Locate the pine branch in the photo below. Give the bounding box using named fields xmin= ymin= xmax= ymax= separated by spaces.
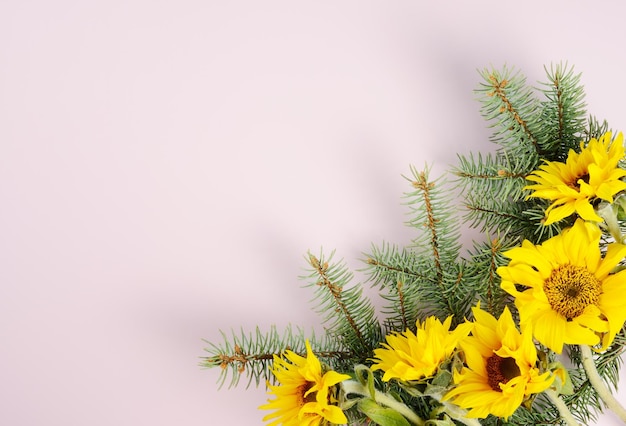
xmin=367 ymin=166 xmax=474 ymax=326
xmin=364 ymin=243 xmax=431 ymax=333
xmin=201 ymin=326 xmax=351 ymax=389
xmin=476 ymin=66 xmax=542 ymax=164
xmin=403 ymin=166 xmax=473 ymax=324
xmin=455 ymin=151 xmax=530 ymax=204
xmin=465 ymin=236 xmax=513 ymax=317
xmin=410 ymin=169 xmax=444 ymax=284
xmin=490 ymin=75 xmax=540 ymax=153
xmin=536 ymin=63 xmax=587 ymax=161
xmin=463 ymin=200 xmax=528 ymax=231
xmin=585 ymin=116 xmax=610 ymax=140
xmin=365 ymin=243 xmax=434 ymax=285
xmin=403 ymin=165 xmax=462 ymax=273
xmin=454 ymin=151 xmax=565 ymax=243
xmin=303 ymin=250 xmax=381 ymax=357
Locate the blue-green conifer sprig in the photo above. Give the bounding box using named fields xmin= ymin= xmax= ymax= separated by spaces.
xmin=476 ymin=66 xmax=543 ymax=165
xmin=462 ymin=236 xmax=513 ymax=318
xmin=364 ymin=242 xmax=424 ymax=333
xmin=536 ymin=63 xmax=587 ymax=161
xmin=363 ymin=165 xmax=475 ymax=329
xmin=201 ymin=325 xmax=348 ymax=389
xmin=399 ymin=165 xmax=473 ymax=324
xmin=301 ymin=250 xmax=382 ymax=358
xmin=456 ymin=64 xmax=589 ymax=243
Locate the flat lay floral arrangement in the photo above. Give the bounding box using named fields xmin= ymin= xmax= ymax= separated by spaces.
xmin=202 ymin=64 xmax=626 ymax=425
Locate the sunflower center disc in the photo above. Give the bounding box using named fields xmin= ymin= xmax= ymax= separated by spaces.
xmin=543 ymin=264 xmax=601 ymax=320
xmin=569 ymin=172 xmax=590 ymax=190
xmin=296 ymin=383 xmax=317 ymax=406
xmin=486 ymin=355 xmax=520 ymax=391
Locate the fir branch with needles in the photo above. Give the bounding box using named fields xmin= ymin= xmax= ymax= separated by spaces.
xmin=477 ymin=67 xmax=543 ymax=163
xmin=404 ymin=165 xmax=462 ymax=273
xmin=463 ymin=236 xmax=513 ymax=318
xmin=302 ymin=250 xmax=381 ymax=358
xmin=393 ymin=165 xmax=474 ymax=324
xmin=201 ymin=326 xmax=351 ymax=389
xmin=536 ymin=63 xmax=587 ymax=161
xmin=365 ymin=243 xmax=431 ymax=333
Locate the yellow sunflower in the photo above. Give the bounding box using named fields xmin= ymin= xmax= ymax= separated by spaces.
xmin=443 ymin=305 xmax=554 ymax=419
xmin=371 ymin=316 xmax=472 ymax=382
xmin=259 ymin=340 xmax=350 ymax=426
xmin=498 ymin=219 xmax=626 ymax=353
xmin=525 ymin=131 xmax=626 ymax=225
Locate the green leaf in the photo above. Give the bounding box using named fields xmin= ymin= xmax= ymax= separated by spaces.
xmin=548 ymin=361 xmax=574 ymax=396
xmin=358 ymin=398 xmax=411 ymax=426
xmin=354 ymin=364 xmax=377 ymax=399
xmin=430 ymin=368 xmax=453 ymax=388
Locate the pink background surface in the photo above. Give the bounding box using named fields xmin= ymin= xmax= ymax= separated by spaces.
xmin=2 ymin=1 xmax=625 ymax=425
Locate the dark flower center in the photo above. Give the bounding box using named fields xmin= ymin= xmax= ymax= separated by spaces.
xmin=486 ymin=355 xmax=520 ymax=391
xmin=569 ymin=172 xmax=590 ymax=191
xmin=543 ymin=264 xmax=601 ymax=320
xmin=296 ymin=383 xmax=316 ymax=406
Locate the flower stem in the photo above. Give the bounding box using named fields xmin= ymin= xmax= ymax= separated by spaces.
xmin=428 ymin=394 xmax=481 ymax=426
xmin=579 ymin=344 xmax=626 ymax=422
xmin=438 ymin=401 xmax=482 ymax=426
xmin=545 ymin=389 xmax=580 ymax=426
xmin=341 ymin=380 xmax=425 ymax=426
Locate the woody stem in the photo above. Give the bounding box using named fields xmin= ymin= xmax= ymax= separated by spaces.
xmin=579 ymin=344 xmax=626 ymax=422
xmin=545 ymin=389 xmax=581 ymax=426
